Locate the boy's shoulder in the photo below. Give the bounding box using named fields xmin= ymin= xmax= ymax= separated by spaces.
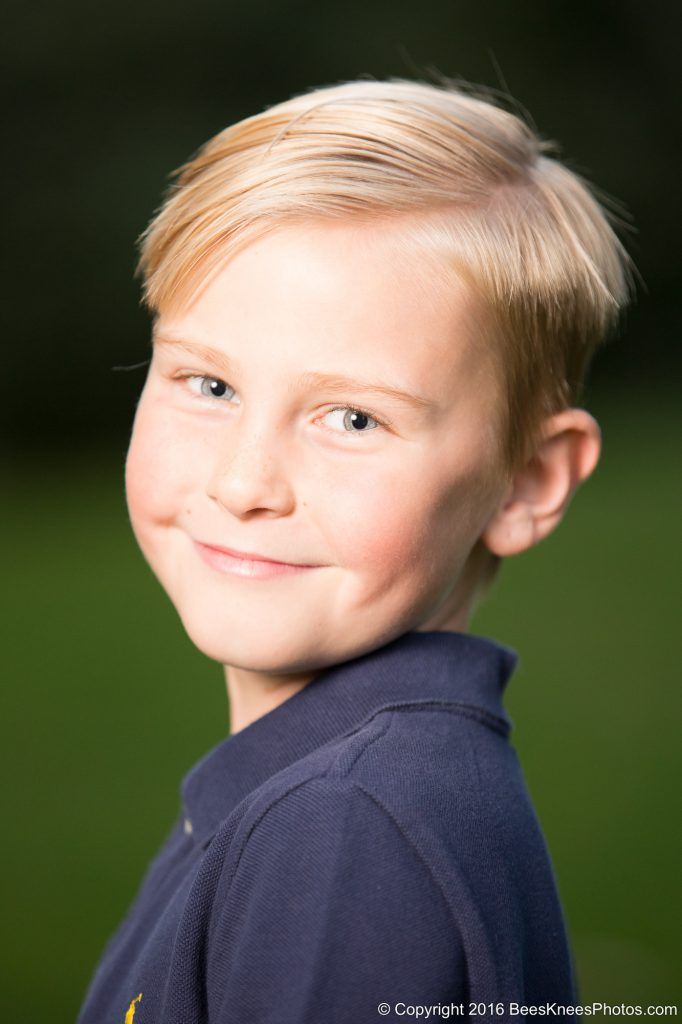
xmin=185 ymin=630 xmax=525 ymax=936
xmin=209 ymin=684 xmax=542 ymax=926
xmin=182 ymin=628 xmax=517 ymax=849
xmin=223 ymin=691 xmax=519 ymax=859
xmin=195 ymin=632 xmax=575 ymax=1011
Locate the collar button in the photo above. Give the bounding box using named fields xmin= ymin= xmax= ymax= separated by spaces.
xmin=183 ymin=816 xmax=193 ymax=835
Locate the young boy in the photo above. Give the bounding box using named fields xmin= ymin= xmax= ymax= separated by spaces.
xmin=76 ymin=77 xmax=633 ymax=1023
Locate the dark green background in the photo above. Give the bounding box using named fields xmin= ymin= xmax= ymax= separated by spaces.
xmin=3 ymin=0 xmax=680 ymax=1019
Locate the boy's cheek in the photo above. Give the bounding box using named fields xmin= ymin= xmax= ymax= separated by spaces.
xmin=330 ymin=479 xmax=454 ymax=591
xmin=125 ymin=411 xmax=197 ymax=527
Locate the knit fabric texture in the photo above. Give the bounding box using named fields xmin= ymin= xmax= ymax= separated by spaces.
xmin=76 ymin=629 xmax=576 ymax=1023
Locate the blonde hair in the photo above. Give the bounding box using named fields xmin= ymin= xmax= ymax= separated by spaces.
xmin=135 ymin=76 xmax=636 ymax=603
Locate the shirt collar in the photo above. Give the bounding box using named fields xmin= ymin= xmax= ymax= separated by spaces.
xmin=181 ymin=629 xmax=518 ymax=844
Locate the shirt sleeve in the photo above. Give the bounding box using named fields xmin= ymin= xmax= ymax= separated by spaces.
xmin=205 ymin=776 xmax=467 ymax=1024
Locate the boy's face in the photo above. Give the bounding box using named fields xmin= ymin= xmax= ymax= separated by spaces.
xmin=125 ymin=218 xmax=506 ymax=674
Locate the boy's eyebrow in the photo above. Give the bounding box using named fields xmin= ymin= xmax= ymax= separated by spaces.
xmin=152 ymin=334 xmax=436 ymax=411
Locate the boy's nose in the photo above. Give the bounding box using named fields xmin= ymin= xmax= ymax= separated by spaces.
xmin=206 ymin=429 xmax=296 ymax=519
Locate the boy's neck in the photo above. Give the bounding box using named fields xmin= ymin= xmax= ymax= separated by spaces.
xmin=222 ymin=602 xmax=474 ymax=736
xmin=224 ymin=664 xmax=319 ymax=736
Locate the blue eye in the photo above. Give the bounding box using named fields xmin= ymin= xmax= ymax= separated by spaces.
xmin=323 ymin=407 xmax=381 ymax=433
xmin=185 ymin=375 xmax=239 ymax=403
xmin=178 ymin=375 xmax=383 ymax=435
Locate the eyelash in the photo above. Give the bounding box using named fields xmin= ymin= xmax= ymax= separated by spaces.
xmin=173 ymin=373 xmax=389 ymax=432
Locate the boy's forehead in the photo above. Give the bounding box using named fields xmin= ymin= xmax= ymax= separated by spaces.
xmin=154 ymin=219 xmax=492 ymax=401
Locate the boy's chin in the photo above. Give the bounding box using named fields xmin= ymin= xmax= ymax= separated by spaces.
xmin=172 ymin=590 xmax=428 ymax=676
xmin=176 ymin=606 xmax=334 ymax=675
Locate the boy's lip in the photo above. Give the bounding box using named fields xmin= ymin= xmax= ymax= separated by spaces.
xmin=194 ymin=540 xmax=323 ymax=568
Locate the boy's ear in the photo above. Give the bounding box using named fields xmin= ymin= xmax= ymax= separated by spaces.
xmin=481 ymin=408 xmax=602 ymax=557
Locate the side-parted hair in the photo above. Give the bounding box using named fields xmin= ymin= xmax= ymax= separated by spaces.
xmin=136 ymin=76 xmax=636 ymax=478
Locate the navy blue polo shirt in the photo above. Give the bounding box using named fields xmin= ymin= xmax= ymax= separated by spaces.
xmin=76 ymin=630 xmax=577 ymax=1023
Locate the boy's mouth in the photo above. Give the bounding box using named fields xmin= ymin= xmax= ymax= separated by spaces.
xmin=193 ymin=540 xmax=325 ymax=579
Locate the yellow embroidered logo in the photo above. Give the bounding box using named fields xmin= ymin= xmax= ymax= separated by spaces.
xmin=125 ymin=993 xmax=142 ymax=1023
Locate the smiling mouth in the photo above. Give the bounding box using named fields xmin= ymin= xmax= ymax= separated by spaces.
xmin=193 ymin=541 xmax=325 ymax=579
